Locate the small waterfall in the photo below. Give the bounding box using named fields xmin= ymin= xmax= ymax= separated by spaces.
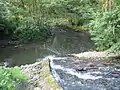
xmin=44 ymin=55 xmax=120 ymax=90
xmin=48 ymin=56 xmax=102 ymax=80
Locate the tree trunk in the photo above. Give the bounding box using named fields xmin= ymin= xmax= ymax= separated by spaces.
xmin=103 ymin=0 xmax=114 ymax=11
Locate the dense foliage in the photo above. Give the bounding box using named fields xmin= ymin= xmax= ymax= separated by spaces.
xmin=0 ymin=0 xmax=13 ymax=39
xmin=0 ymin=0 xmax=100 ymax=41
xmin=36 ymin=0 xmax=99 ymax=29
xmin=0 ymin=0 xmax=120 ymax=52
xmin=0 ymin=0 xmax=51 ymax=41
xmin=0 ymin=66 xmax=28 ymax=90
xmin=89 ymin=7 xmax=120 ymax=51
xmin=88 ymin=0 xmax=120 ymax=52
xmin=13 ymin=17 xmax=50 ymax=41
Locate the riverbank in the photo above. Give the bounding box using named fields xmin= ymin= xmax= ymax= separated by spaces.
xmin=20 ymin=60 xmax=62 ymax=90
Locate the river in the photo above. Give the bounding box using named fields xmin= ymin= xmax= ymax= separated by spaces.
xmin=0 ymin=27 xmax=95 ymax=66
xmin=0 ymin=27 xmax=120 ymax=90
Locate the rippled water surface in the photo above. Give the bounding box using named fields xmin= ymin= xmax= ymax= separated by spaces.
xmin=48 ymin=56 xmax=120 ymax=90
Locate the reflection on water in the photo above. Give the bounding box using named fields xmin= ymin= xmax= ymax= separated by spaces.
xmin=0 ymin=45 xmax=57 ymax=66
xmin=0 ymin=29 xmax=95 ymax=66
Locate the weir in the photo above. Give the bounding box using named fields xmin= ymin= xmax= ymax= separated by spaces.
xmin=47 ymin=55 xmax=120 ymax=90
xmin=0 ymin=27 xmax=120 ymax=90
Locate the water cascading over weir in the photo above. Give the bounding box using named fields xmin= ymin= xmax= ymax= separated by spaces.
xmin=0 ymin=27 xmax=120 ymax=90
xmin=46 ymin=28 xmax=120 ymax=90
xmin=47 ymin=52 xmax=120 ymax=90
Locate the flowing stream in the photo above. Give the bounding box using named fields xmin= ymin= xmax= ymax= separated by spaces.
xmin=47 ymin=56 xmax=120 ymax=90
xmin=0 ymin=27 xmax=120 ymax=90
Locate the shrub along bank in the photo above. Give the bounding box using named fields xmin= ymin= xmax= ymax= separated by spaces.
xmin=0 ymin=0 xmax=51 ymax=41
xmin=88 ymin=1 xmax=120 ymax=52
xmin=0 ymin=66 xmax=28 ymax=90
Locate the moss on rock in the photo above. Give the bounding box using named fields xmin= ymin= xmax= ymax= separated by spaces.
xmin=39 ymin=61 xmax=62 ymax=90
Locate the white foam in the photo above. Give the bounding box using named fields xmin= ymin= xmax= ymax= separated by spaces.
xmin=43 ymin=55 xmax=67 ymax=61
xmin=51 ymin=64 xmax=102 ymax=80
xmin=43 ymin=55 xmax=55 ymax=61
xmin=67 ymin=70 xmax=102 ymax=80
xmin=89 ymin=71 xmax=102 ymax=74
xmin=52 ymin=57 xmax=68 ymax=60
xmin=45 ymin=55 xmax=102 ymax=80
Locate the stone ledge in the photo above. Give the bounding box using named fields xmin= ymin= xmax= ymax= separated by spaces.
xmin=71 ymin=51 xmax=120 ymax=60
xmin=20 ymin=61 xmax=62 ymax=90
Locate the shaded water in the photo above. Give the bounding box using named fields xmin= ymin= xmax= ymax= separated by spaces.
xmin=0 ymin=28 xmax=95 ymax=66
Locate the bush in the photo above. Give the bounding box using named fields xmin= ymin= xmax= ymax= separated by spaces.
xmin=30 ymin=0 xmax=99 ymax=28
xmin=0 ymin=66 xmax=28 ymax=90
xmin=89 ymin=6 xmax=120 ymax=52
xmin=0 ymin=0 xmax=100 ymax=40
xmin=0 ymin=0 xmax=51 ymax=41
xmin=13 ymin=17 xmax=51 ymax=41
xmin=0 ymin=0 xmax=13 ymax=38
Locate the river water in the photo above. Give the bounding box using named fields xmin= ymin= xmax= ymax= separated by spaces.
xmin=0 ymin=27 xmax=95 ymax=66
xmin=48 ymin=56 xmax=120 ymax=90
xmin=0 ymin=27 xmax=120 ymax=90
